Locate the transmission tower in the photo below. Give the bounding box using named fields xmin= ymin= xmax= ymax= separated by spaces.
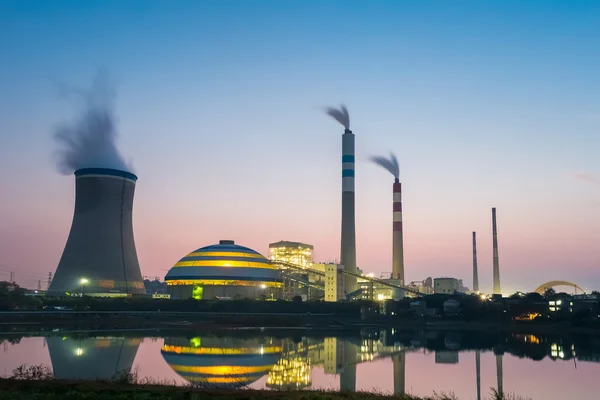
xmin=47 ymin=272 xmax=53 ymax=290
xmin=9 ymin=272 xmax=14 ymax=283
xmin=37 ymin=280 xmax=42 ymax=291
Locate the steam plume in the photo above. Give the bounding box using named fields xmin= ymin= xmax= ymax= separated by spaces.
xmin=370 ymin=153 xmax=399 ymax=179
xmin=325 ymin=104 xmax=350 ymax=130
xmin=53 ymin=72 xmax=131 ymax=175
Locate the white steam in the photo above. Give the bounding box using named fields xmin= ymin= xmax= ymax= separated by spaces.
xmin=325 ymin=104 xmax=350 ymax=130
xmin=53 ymin=72 xmax=131 ymax=175
xmin=370 ymin=153 xmax=399 ymax=179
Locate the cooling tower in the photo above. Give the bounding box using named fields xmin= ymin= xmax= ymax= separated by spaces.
xmin=492 ymin=208 xmax=501 ymax=295
xmin=47 ymin=336 xmax=141 ymax=380
xmin=49 ymin=168 xmax=146 ymax=296
xmin=472 ymin=231 xmax=479 ymax=293
xmin=392 ymin=178 xmax=404 ymax=284
xmin=341 ymin=129 xmax=357 ymax=293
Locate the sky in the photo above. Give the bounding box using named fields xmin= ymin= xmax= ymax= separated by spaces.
xmin=0 ymin=0 xmax=599 ymax=293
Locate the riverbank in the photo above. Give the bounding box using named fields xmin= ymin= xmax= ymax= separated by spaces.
xmin=1 ymin=311 xmax=599 ymax=336
xmin=0 ymin=379 xmax=514 ymax=400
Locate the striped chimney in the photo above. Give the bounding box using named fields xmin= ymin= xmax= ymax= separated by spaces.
xmin=326 ymin=105 xmax=357 ymax=293
xmin=492 ymin=207 xmax=501 ymax=295
xmin=392 ymin=178 xmax=405 ymax=284
xmin=472 ymin=231 xmax=479 ymax=293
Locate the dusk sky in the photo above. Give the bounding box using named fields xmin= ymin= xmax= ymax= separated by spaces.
xmin=1 ymin=0 xmax=599 ymax=293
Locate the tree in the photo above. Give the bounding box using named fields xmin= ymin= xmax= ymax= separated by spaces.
xmin=543 ymin=288 xmax=556 ymax=298
xmin=292 ymin=295 xmax=303 ymax=304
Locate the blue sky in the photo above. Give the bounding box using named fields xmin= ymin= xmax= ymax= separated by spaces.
xmin=1 ymin=0 xmax=599 ymax=292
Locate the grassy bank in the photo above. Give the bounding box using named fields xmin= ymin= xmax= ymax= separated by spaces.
xmin=0 ymin=379 xmax=523 ymax=400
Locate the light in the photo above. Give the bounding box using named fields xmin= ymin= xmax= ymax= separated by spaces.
xmin=75 ymin=347 xmax=84 ymax=356
xmin=377 ymin=293 xmax=385 ymax=301
xmin=480 ymin=294 xmax=487 ymax=300
xmin=80 ymin=278 xmax=89 ymax=285
xmin=260 ymin=284 xmax=267 ymax=289
xmin=556 ymin=300 xmax=562 ymax=305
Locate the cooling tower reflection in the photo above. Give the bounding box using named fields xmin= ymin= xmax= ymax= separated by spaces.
xmin=46 ymin=336 xmax=141 ymax=380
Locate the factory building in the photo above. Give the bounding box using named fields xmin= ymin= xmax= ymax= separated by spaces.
xmin=324 ymin=264 xmax=345 ymax=302
xmin=269 ymin=241 xmax=314 ymax=268
xmin=434 ymin=278 xmax=467 ymax=294
xmin=164 ymin=240 xmax=282 ymax=300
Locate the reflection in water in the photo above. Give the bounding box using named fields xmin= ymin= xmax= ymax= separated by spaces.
xmin=46 ymin=336 xmax=141 ymax=380
xmin=475 ymin=350 xmax=481 ymax=400
xmin=3 ymin=328 xmax=600 ymax=398
xmin=160 ymin=336 xmax=281 ymax=388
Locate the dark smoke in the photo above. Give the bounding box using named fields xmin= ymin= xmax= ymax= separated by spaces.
xmin=370 ymin=153 xmax=399 ymax=179
xmin=325 ymin=104 xmax=350 ymax=130
xmin=53 ymin=72 xmax=131 ymax=175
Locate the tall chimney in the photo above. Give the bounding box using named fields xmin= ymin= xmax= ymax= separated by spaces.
xmin=472 ymin=231 xmax=479 ymax=293
xmin=49 ymin=168 xmax=146 ymax=296
xmin=492 ymin=207 xmax=501 ymax=295
xmin=392 ymin=178 xmax=404 ymax=285
xmin=341 ymin=129 xmax=357 ymax=292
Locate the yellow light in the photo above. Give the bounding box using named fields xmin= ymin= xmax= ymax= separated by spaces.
xmin=480 ymin=294 xmax=487 ymax=300
xmin=75 ymin=347 xmax=84 ymax=356
xmin=80 ymin=278 xmax=89 ymax=285
xmin=377 ymin=293 xmax=385 ymax=301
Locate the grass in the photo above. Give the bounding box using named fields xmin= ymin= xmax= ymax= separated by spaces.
xmin=0 ymin=365 xmax=531 ymax=400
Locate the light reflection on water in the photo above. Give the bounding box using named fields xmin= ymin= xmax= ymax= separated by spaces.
xmin=1 ymin=330 xmax=599 ymax=400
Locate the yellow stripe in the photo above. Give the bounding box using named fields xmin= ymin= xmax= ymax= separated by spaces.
xmin=162 ymin=345 xmax=281 ymax=355
xmin=187 ymin=251 xmax=266 ymax=259
xmin=186 ymin=376 xmax=256 ymax=383
xmin=166 ymin=279 xmax=282 ymax=288
xmin=174 ymin=260 xmax=275 ymax=269
xmin=170 ymin=365 xmax=273 ymax=375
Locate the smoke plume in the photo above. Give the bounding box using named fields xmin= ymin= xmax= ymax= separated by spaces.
xmin=370 ymin=153 xmax=399 ymax=179
xmin=53 ymin=72 xmax=131 ymax=175
xmin=325 ymin=104 xmax=350 ymax=130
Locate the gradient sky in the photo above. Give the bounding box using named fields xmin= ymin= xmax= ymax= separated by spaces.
xmin=0 ymin=0 xmax=599 ymax=293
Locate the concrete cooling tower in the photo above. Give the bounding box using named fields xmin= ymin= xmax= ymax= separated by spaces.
xmin=47 ymin=336 xmax=141 ymax=380
xmin=48 ymin=168 xmax=146 ymax=296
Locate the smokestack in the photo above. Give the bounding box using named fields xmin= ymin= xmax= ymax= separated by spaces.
xmin=472 ymin=231 xmax=479 ymax=293
xmin=369 ymin=153 xmax=403 ymax=292
xmin=393 ymin=178 xmax=404 ymax=284
xmin=48 ymin=168 xmax=146 ymax=296
xmin=326 ymin=105 xmax=357 ymax=293
xmin=492 ymin=208 xmax=501 ymax=295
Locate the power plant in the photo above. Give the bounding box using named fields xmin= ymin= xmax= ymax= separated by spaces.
xmin=48 ymin=168 xmax=146 ymax=296
xmin=472 ymin=232 xmax=479 ymax=293
xmin=492 ymin=207 xmax=501 ymax=295
xmin=326 ymin=105 xmax=357 ymax=293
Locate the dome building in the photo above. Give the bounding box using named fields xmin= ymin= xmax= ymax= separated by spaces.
xmin=164 ymin=240 xmax=282 ymax=300
xmin=161 ymin=336 xmax=281 ymax=388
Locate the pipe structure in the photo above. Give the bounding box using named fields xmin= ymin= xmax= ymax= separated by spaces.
xmin=392 ymin=178 xmax=405 ymax=285
xmin=49 ymin=168 xmax=146 ymax=296
xmin=341 ymin=129 xmax=357 ymax=293
xmin=492 ymin=208 xmax=501 ymax=295
xmin=472 ymin=231 xmax=479 ymax=293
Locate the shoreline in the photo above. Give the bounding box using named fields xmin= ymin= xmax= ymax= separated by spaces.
xmin=0 ymin=378 xmax=509 ymax=400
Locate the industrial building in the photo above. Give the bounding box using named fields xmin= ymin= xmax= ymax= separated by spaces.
xmin=324 ymin=264 xmax=345 ymax=302
xmin=434 ymin=278 xmax=467 ymax=294
xmin=269 ymin=241 xmax=314 ymax=268
xmin=48 ymin=168 xmax=146 ymax=297
xmin=164 ymin=240 xmax=282 ymax=300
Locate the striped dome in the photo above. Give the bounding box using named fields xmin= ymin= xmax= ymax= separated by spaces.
xmin=161 ymin=336 xmax=281 ymax=389
xmin=164 ymin=240 xmax=281 ymax=286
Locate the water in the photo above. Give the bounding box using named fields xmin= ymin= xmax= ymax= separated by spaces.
xmin=1 ymin=329 xmax=599 ymax=399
